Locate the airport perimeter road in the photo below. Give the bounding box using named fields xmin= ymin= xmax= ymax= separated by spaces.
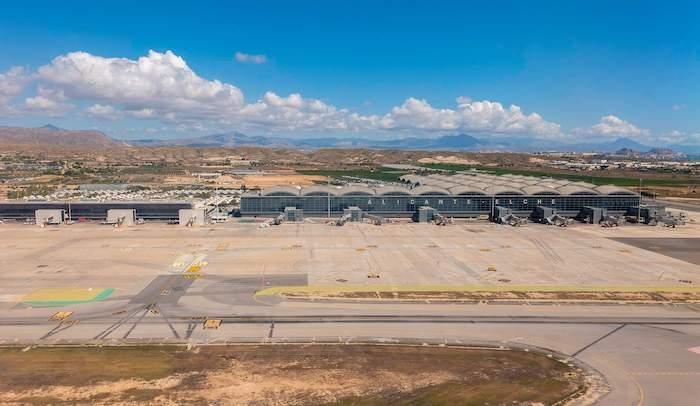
xmin=1 ymin=303 xmax=700 ymax=405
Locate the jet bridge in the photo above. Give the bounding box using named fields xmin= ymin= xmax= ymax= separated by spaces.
xmin=532 ymin=206 xmax=572 ymax=227
xmin=493 ymin=206 xmax=527 ymax=227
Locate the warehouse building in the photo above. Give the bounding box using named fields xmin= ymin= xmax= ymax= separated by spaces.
xmin=240 ymin=172 xmax=640 ymax=218
xmin=0 ymin=201 xmax=192 ymax=221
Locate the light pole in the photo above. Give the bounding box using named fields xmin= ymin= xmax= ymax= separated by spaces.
xmin=327 ymin=178 xmax=331 ymax=219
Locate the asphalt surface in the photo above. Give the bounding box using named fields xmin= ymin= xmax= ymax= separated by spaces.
xmin=2 ymin=221 xmax=700 ymax=404
xmin=611 ymin=238 xmax=700 ymax=265
xmin=1 ymin=274 xmax=700 ymax=406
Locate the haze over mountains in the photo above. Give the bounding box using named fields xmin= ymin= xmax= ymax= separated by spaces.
xmin=0 ymin=125 xmax=696 ymax=155
xmin=130 ymin=130 xmax=696 ymax=154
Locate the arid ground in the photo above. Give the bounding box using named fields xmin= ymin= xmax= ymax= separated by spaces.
xmin=0 ymin=345 xmax=584 ymax=405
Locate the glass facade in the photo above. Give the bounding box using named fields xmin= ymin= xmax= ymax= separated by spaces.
xmin=241 ymin=193 xmax=640 ymax=217
xmin=0 ymin=202 xmax=192 ymax=220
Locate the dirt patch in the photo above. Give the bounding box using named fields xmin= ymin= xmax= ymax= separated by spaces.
xmin=0 ymin=345 xmax=584 ymax=405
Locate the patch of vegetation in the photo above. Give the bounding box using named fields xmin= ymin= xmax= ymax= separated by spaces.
xmin=0 ymin=346 xmax=226 ymax=391
xmin=297 ymin=167 xmax=407 ymax=182
xmin=418 ymin=163 xmax=696 ymax=187
xmin=7 ymin=185 xmax=57 ymax=199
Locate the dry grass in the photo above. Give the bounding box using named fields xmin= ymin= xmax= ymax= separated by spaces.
xmin=0 ymin=345 xmax=584 ymax=405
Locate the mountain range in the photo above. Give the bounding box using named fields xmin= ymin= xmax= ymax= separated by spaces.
xmin=131 ymin=131 xmax=695 ymax=154
xmin=0 ymin=125 xmax=123 ymax=149
xmin=0 ymin=125 xmax=696 ymax=154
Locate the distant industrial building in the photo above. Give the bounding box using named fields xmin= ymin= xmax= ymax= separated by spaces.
xmin=240 ymin=172 xmax=640 ymax=218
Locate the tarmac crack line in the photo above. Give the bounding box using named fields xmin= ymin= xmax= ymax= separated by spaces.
xmin=571 ymin=323 xmax=627 ymax=357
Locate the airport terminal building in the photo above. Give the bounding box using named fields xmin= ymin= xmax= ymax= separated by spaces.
xmin=0 ymin=201 xmax=192 ymax=221
xmin=240 ymin=172 xmax=640 ymax=218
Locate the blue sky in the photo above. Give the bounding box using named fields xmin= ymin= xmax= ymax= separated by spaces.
xmin=0 ymin=1 xmax=698 ymax=146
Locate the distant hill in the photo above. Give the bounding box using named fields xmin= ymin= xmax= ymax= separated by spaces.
xmin=0 ymin=125 xmax=124 ymax=149
xmin=565 ymin=137 xmax=652 ymax=153
xmin=130 ymin=131 xmax=484 ymax=150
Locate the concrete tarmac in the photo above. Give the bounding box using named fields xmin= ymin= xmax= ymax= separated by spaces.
xmin=2 ymin=220 xmax=700 ymax=404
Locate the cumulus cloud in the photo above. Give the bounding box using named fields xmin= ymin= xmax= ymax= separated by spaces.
xmin=573 ymin=115 xmax=650 ymax=140
xmin=374 ymin=97 xmax=563 ymax=138
xmin=657 ymin=130 xmax=700 ymax=145
xmin=36 ymin=50 xmax=245 ymax=120
xmin=23 ymin=86 xmax=73 ymax=116
xmin=234 ymin=51 xmax=267 ymax=64
xmin=20 ymin=49 xmax=563 ymax=138
xmin=85 ymin=104 xmax=120 ymax=120
xmin=0 ymin=66 xmax=31 ymax=113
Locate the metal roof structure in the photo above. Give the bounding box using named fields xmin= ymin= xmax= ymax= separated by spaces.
xmin=261 ymin=186 xmax=300 ymax=196
xmin=254 ymin=171 xmax=637 ymax=198
xmin=448 ymin=185 xmax=487 ymax=195
xmin=338 ymin=185 xmax=376 ymax=196
xmin=392 ymin=171 xmax=636 ymax=196
xmin=374 ymin=186 xmax=412 ymax=196
xmin=300 ymin=185 xmax=339 ymax=196
xmin=594 ymin=185 xmax=637 ymax=195
xmin=410 ymin=185 xmax=451 ymax=196
xmin=521 ymin=185 xmax=561 ymax=195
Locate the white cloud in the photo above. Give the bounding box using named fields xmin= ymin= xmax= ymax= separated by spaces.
xmin=23 ymin=86 xmax=73 ymax=116
xmin=0 ymin=66 xmax=31 ymax=113
xmin=36 ymin=50 xmax=245 ymax=120
xmin=374 ymin=97 xmax=563 ymax=139
xmin=22 ymin=50 xmax=563 ymax=138
xmin=573 ymin=115 xmax=650 ymax=140
xmin=657 ymin=130 xmax=700 ymax=146
xmin=85 ymin=104 xmax=120 ymax=120
xmin=236 ymin=92 xmax=361 ymax=131
xmin=234 ymin=51 xmax=267 ymax=64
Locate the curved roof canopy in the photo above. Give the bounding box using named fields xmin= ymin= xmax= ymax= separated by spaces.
xmin=410 ymin=185 xmax=451 ymax=196
xmin=261 ymin=186 xmax=300 ymax=196
xmin=338 ymin=185 xmax=375 ymax=196
xmin=551 ymin=179 xmax=572 ymax=186
xmin=485 ymin=185 xmax=525 ymax=195
xmin=557 ymin=185 xmax=599 ymax=195
xmin=448 ymin=185 xmax=487 ymax=195
xmin=595 ymin=185 xmax=636 ymax=195
xmin=301 ymin=185 xmax=339 ymax=196
xmin=521 ymin=185 xmax=561 ymax=195
xmin=470 ymin=181 xmax=490 ymax=190
xmin=535 ymin=182 xmax=559 ymax=189
xmin=571 ymin=181 xmax=597 ymax=189
xmin=374 ymin=186 xmax=412 ymax=196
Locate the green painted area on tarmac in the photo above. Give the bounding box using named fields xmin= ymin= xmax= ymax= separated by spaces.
xmin=23 ymin=288 xmax=115 ymax=307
